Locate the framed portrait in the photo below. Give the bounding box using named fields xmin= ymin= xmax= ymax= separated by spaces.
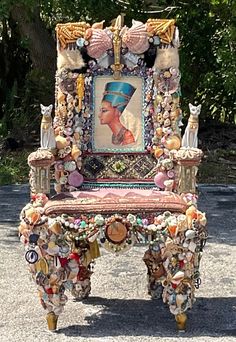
xmin=92 ymin=76 xmax=145 ymax=153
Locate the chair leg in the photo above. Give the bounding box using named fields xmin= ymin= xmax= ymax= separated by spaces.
xmin=162 ymin=276 xmax=195 ymax=332
xmin=175 ymin=312 xmax=187 ymax=331
xmin=147 ymin=276 xmax=163 ymax=299
xmin=37 ymin=283 xmax=68 ymax=331
xmin=46 ymin=312 xmax=58 ymax=331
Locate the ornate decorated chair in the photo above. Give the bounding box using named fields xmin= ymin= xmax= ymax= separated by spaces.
xmin=19 ymin=16 xmax=207 ymax=332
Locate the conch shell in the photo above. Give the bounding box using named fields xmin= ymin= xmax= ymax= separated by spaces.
xmin=86 ymin=29 xmax=112 ymax=59
xmin=121 ymin=20 xmax=149 ymax=54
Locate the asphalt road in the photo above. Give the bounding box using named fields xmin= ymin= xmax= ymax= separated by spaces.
xmin=0 ymin=184 xmax=236 ymax=342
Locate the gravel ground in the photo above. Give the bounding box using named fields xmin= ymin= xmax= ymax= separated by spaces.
xmin=0 ymin=184 xmax=236 ymax=342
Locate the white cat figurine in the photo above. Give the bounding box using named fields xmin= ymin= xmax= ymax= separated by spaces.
xmin=182 ymin=103 xmax=201 ymax=148
xmin=40 ymin=104 xmax=56 ymax=149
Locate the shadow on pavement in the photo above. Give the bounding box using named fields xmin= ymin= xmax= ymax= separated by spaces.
xmin=198 ymin=185 xmax=236 ymax=246
xmin=57 ymin=296 xmax=236 ymax=338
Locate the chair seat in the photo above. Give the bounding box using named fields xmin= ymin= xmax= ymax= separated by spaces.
xmin=44 ymin=188 xmax=187 ymax=216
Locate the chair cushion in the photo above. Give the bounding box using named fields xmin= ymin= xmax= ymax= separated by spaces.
xmin=44 ymin=188 xmax=187 ymax=216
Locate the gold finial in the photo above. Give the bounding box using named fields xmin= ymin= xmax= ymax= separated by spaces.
xmin=111 ymin=15 xmax=124 ymax=80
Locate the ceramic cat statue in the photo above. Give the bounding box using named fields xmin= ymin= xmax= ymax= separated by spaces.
xmin=182 ymin=103 xmax=201 ymax=148
xmin=40 ymin=104 xmax=56 ymax=149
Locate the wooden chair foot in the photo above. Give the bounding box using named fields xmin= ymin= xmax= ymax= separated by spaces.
xmin=175 ymin=312 xmax=187 ymax=332
xmin=46 ymin=312 xmax=58 ymax=331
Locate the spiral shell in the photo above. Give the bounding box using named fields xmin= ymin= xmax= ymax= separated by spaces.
xmin=87 ymin=29 xmax=112 ymax=59
xmin=122 ymin=20 xmax=149 ymax=54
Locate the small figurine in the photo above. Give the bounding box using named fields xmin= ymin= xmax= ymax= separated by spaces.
xmin=40 ymin=104 xmax=56 ymax=149
xmin=182 ymin=103 xmax=201 ymax=148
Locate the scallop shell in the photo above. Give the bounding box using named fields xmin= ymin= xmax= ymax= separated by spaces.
xmin=122 ymin=21 xmax=149 ymax=54
xmin=87 ymin=29 xmax=112 ymax=59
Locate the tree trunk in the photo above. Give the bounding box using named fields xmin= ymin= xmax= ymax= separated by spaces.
xmin=10 ymin=3 xmax=56 ymax=76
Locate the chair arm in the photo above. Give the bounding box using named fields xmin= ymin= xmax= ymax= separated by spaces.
xmin=28 ymin=148 xmax=55 ymax=196
xmin=171 ymin=147 xmax=203 ymax=194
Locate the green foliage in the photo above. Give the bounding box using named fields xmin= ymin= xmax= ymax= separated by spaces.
xmin=0 ymin=150 xmax=29 ymax=185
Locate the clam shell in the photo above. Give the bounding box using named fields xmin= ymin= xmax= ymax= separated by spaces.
xmin=122 ymin=21 xmax=149 ymax=54
xmin=87 ymin=29 xmax=112 ymax=59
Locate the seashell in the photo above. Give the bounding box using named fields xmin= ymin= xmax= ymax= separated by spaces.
xmin=122 ymin=21 xmax=149 ymax=54
xmin=55 ymin=135 xmax=70 ymax=150
xmin=188 ymin=241 xmax=197 ymax=252
xmin=163 ymin=111 xmax=170 ymax=119
xmin=170 ymin=108 xmax=181 ymax=121
xmin=164 ymin=118 xmax=171 ymax=127
xmin=164 ymin=135 xmax=181 ymax=150
xmin=199 ymin=212 xmax=207 ymax=226
xmin=49 ymin=221 xmax=62 ymax=235
xmin=164 ymin=179 xmax=174 ymax=192
xmin=64 ymin=161 xmax=76 ymax=172
xmin=186 ymin=205 xmax=198 ymax=228
xmin=185 ymin=229 xmax=196 ymax=240
xmin=92 ymin=20 xmax=105 ymax=29
xmin=168 ymin=224 xmax=177 ymax=237
xmin=25 ymin=207 xmax=41 ymax=225
xmin=87 ymin=29 xmax=112 ymax=59
xmin=172 ymin=271 xmax=185 ymax=283
xmin=186 ymin=251 xmax=193 ymax=262
xmin=155 ymin=94 xmax=163 ymax=104
xmin=177 ymin=214 xmax=187 ymax=232
xmin=154 ymin=171 xmax=169 ymax=189
xmin=155 ymin=127 xmax=163 ymax=137
xmin=183 ymin=241 xmax=189 ymax=248
xmin=154 ymin=147 xmax=164 ymax=158
xmin=71 ymin=144 xmax=82 ymax=160
xmin=176 ymin=294 xmax=186 ymax=307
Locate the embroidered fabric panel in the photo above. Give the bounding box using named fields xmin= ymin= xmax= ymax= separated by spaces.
xmin=82 ymin=154 xmax=157 ymax=181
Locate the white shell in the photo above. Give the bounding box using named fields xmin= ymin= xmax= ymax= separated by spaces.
xmin=185 ymin=229 xmax=196 ymax=240
xmin=188 ymin=241 xmax=197 ymax=252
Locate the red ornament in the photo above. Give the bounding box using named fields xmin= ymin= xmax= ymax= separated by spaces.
xmin=59 ymin=257 xmax=69 ymax=267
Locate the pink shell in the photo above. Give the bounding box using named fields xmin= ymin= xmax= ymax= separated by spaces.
xmin=122 ymin=21 xmax=149 ymax=54
xmin=87 ymin=29 xmax=112 ymax=59
xmin=154 ymin=172 xmax=169 ymax=189
xmin=68 ymin=170 xmax=84 ymax=187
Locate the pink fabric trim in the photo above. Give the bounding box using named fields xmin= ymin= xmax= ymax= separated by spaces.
xmin=44 ymin=189 xmax=187 ymax=215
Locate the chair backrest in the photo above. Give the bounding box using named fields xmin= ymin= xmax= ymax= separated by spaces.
xmin=53 ymin=18 xmax=182 ymax=193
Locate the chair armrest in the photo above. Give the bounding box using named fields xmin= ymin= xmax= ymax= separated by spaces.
xmin=28 ymin=148 xmax=55 ymax=195
xmin=171 ymin=147 xmax=203 ymax=194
